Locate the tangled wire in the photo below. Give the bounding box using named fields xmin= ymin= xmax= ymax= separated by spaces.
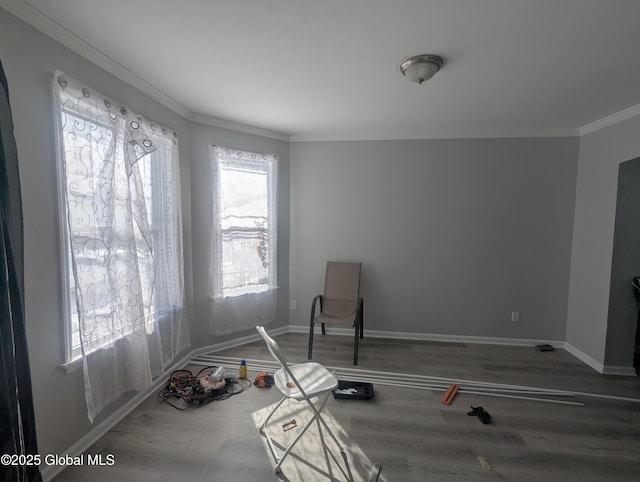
xmin=158 ymin=366 xmax=251 ymax=410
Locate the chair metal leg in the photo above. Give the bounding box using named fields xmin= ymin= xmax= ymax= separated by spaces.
xmin=259 ymin=395 xmax=298 ymax=473
xmin=359 ymin=298 xmax=364 ymax=339
xmin=354 ymin=298 xmax=364 ymax=365
xmin=259 ymin=396 xmax=286 ymax=435
xmin=260 ymin=392 xmax=345 ymax=474
xmin=309 ymin=295 xmax=324 ymax=360
xmin=353 ymin=323 xmax=359 ymax=365
xmin=308 ymin=321 xmax=315 ymax=360
xmin=305 ymin=393 xmax=345 ymax=454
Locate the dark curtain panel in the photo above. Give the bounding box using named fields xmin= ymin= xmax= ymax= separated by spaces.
xmin=0 ymin=59 xmax=42 ymax=482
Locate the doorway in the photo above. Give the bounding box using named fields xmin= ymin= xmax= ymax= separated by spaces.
xmin=608 ymin=156 xmax=640 ymax=375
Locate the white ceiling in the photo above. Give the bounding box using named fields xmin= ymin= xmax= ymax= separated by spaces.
xmin=4 ymin=0 xmax=640 ymax=141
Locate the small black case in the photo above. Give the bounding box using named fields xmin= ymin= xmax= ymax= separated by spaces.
xmin=535 ymin=344 xmax=555 ymax=352
xmin=332 ymin=380 xmax=375 ymax=400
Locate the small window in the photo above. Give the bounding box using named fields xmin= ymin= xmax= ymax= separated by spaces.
xmin=210 ymin=146 xmax=278 ymax=300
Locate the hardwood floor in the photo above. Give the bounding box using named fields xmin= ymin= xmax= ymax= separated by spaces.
xmin=54 ymin=332 xmax=640 ymax=482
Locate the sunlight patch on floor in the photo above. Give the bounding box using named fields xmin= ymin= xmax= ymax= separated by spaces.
xmin=252 ymin=398 xmax=385 ymax=481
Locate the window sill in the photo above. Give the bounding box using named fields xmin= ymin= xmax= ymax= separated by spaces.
xmin=59 ymin=306 xmax=185 ymax=375
xmin=59 ymin=357 xmax=82 ymax=375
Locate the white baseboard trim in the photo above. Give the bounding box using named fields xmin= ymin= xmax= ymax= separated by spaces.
xmin=563 ymin=343 xmax=605 ymax=373
xmin=189 ymin=325 xmax=289 ymax=360
xmin=40 ymin=347 xmax=194 ymax=481
xmin=43 ymin=324 xmax=633 ymax=480
xmin=297 ymin=325 xmax=638 ymax=376
xmin=602 ymin=365 xmax=638 ymax=376
xmin=563 ymin=342 xmax=637 ymax=376
xmin=290 ymin=324 xmax=565 ymax=348
xmin=41 ymin=324 xmax=289 ymax=482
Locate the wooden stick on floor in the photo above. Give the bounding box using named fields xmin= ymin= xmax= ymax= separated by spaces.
xmin=442 ymin=384 xmax=459 ymax=405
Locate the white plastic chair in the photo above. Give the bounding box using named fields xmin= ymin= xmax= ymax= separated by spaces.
xmin=256 ymin=325 xmax=347 ymax=475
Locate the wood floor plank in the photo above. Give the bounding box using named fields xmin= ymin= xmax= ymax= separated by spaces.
xmin=54 ymin=332 xmax=640 ymax=481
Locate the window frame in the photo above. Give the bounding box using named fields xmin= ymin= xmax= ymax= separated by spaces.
xmin=53 ymin=81 xmax=183 ymax=369
xmin=53 ymin=91 xmax=80 ymax=366
xmin=210 ymin=146 xmax=278 ymax=301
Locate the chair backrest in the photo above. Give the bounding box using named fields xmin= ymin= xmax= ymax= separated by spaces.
xmin=257 ymin=325 xmax=312 ymax=397
xmin=256 ymin=325 xmax=288 ymax=367
xmin=323 ymin=262 xmax=361 ymax=316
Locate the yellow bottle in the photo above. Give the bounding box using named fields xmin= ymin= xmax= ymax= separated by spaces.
xmin=239 ymin=359 xmax=247 ymax=379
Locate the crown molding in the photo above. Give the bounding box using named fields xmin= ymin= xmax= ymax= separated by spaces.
xmin=289 ymin=323 xmax=565 ymax=348
xmin=190 ymin=113 xmax=290 ymax=142
xmin=290 ymin=128 xmax=579 ymax=142
xmin=3 ymin=0 xmax=640 ymax=143
xmin=1 ymin=0 xmax=193 ymax=119
xmin=579 ymin=103 xmax=640 ymax=136
xmin=1 ymin=0 xmax=291 ymax=142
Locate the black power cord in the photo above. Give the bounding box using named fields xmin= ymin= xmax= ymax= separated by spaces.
xmin=157 ymin=366 xmax=252 ymax=410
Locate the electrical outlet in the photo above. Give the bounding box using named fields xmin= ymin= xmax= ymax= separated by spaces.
xmin=511 ymin=311 xmax=520 ymax=322
xmin=290 ymin=299 xmax=296 ymax=310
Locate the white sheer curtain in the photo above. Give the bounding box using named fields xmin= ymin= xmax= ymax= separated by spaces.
xmin=53 ymin=71 xmax=190 ymax=422
xmin=209 ymin=145 xmax=278 ymax=335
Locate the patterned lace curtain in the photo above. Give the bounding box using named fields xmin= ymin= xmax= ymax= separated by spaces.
xmin=209 ymin=145 xmax=278 ymax=335
xmin=53 ymin=71 xmax=190 ymax=422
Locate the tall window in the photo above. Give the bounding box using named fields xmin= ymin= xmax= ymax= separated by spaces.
xmin=54 ymin=71 xmax=189 ymax=422
xmin=59 ymin=113 xmax=180 ymax=360
xmin=209 ymin=145 xmax=278 ymax=335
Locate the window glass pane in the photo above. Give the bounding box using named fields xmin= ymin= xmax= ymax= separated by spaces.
xmin=212 ymin=148 xmax=276 ymax=299
xmin=58 ymin=104 xmax=182 ymax=358
xmin=60 ymin=110 xmax=119 ymax=354
xmin=219 ymin=160 xmax=270 ymax=296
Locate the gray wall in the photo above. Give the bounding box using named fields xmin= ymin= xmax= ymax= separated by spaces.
xmin=566 ymin=115 xmax=640 ymax=368
xmin=290 ymin=138 xmax=579 ymax=340
xmin=189 ymin=122 xmax=290 ymax=344
xmin=0 ymin=10 xmax=194 ymax=457
xmin=2 ymin=0 xmax=637 ymax=469
xmin=607 ymin=157 xmax=640 ymax=367
xmin=0 ymin=10 xmax=191 ymax=456
xmin=0 ymin=8 xmax=291 ymax=461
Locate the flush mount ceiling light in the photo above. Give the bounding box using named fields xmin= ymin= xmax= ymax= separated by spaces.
xmin=398 ymin=54 xmax=444 ymax=84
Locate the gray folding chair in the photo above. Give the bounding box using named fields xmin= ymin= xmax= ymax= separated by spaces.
xmin=308 ymin=262 xmax=364 ymax=365
xmin=256 ymin=325 xmax=348 ymax=475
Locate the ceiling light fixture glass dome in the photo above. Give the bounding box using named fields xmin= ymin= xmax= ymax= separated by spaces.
xmin=398 ymin=54 xmax=444 ymax=84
